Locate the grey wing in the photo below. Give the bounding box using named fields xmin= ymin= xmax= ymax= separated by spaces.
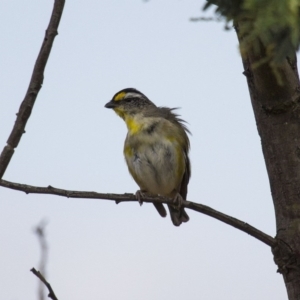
xmin=179 ymin=152 xmax=191 ymax=200
xmin=167 ymin=151 xmax=190 ymax=226
xmin=168 ymin=153 xmax=190 ymax=226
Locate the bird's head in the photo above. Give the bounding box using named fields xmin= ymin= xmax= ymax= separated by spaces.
xmin=105 ymin=88 xmax=155 ymax=119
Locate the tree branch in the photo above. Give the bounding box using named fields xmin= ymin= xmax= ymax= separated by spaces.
xmin=0 ymin=179 xmax=276 ymax=248
xmin=34 ymin=221 xmax=49 ymax=300
xmin=0 ymin=0 xmax=65 ymax=180
xmin=30 ymin=268 xmax=59 ymax=300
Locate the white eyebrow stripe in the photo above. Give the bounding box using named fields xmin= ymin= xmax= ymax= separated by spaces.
xmin=124 ymin=92 xmax=144 ymax=99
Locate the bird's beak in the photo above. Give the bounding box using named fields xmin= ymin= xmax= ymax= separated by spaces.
xmin=104 ymin=100 xmax=117 ymax=109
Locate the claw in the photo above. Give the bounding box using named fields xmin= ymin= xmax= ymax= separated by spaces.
xmin=172 ymin=193 xmax=184 ymax=210
xmin=135 ymin=190 xmax=145 ymax=206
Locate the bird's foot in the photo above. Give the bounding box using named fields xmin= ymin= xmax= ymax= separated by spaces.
xmin=172 ymin=193 xmax=184 ymax=210
xmin=135 ymin=190 xmax=146 ymax=206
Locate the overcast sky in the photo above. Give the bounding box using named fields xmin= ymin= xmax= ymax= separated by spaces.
xmin=0 ymin=1 xmax=288 ymax=299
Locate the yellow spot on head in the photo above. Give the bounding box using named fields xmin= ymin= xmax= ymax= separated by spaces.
xmin=114 ymin=92 xmax=126 ymax=101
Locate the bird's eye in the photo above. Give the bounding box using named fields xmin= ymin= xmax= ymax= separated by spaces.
xmin=124 ymin=97 xmax=134 ymax=102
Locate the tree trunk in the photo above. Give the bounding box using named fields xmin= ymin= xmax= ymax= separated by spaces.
xmin=235 ymin=23 xmax=300 ymax=300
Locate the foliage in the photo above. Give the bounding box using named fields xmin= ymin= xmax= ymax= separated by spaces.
xmin=204 ymin=0 xmax=300 ymax=72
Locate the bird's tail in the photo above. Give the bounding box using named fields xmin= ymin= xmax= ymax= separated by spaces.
xmin=153 ymin=203 xmax=167 ymax=217
xmin=168 ymin=205 xmax=189 ymax=226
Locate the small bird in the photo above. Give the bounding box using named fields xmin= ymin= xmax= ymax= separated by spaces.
xmin=105 ymin=88 xmax=191 ymax=226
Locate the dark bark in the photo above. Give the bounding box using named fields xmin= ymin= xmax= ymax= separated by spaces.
xmin=0 ymin=0 xmax=65 ymax=180
xmin=31 ymin=268 xmax=58 ymax=300
xmin=235 ymin=22 xmax=300 ymax=300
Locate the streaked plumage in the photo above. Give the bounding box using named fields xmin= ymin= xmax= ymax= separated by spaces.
xmin=105 ymin=88 xmax=191 ymax=226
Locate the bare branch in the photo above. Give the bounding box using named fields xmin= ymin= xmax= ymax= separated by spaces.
xmin=0 ymin=0 xmax=65 ymax=180
xmin=184 ymin=201 xmax=276 ymax=247
xmin=31 ymin=268 xmax=58 ymax=300
xmin=190 ymin=16 xmax=222 ymax=22
xmin=34 ymin=221 xmax=49 ymax=300
xmin=0 ymin=179 xmax=276 ymax=248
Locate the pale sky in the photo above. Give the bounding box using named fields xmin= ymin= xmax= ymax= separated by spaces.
xmin=0 ymin=0 xmax=287 ymax=299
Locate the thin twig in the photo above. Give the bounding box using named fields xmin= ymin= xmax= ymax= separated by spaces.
xmin=0 ymin=179 xmax=276 ymax=248
xmin=0 ymin=0 xmax=65 ymax=180
xmin=35 ymin=221 xmax=49 ymax=300
xmin=31 ymin=268 xmax=58 ymax=300
xmin=190 ymin=16 xmax=222 ymax=22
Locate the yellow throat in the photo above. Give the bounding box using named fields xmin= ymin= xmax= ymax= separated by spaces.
xmin=113 ymin=107 xmax=142 ymax=135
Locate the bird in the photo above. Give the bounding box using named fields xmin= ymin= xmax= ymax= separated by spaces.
xmin=104 ymin=88 xmax=191 ymax=226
